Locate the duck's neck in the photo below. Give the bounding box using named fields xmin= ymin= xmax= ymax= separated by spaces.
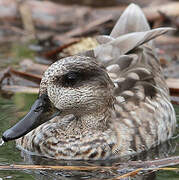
xmin=77 ymin=107 xmax=112 ymax=131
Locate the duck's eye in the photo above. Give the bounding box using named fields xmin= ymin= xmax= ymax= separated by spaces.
xmin=62 ymin=72 xmax=80 ymax=87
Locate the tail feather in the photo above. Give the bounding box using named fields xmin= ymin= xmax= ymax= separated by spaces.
xmin=79 ymin=3 xmax=174 ymax=62
xmin=94 ymin=28 xmax=174 ymax=64
xmin=110 ymin=3 xmax=150 ymax=38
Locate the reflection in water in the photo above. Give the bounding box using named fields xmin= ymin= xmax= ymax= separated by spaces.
xmin=0 ymin=94 xmax=178 ymax=180
xmin=17 ymin=139 xmax=178 ymax=180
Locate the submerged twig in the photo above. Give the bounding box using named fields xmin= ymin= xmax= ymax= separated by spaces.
xmin=109 ymin=168 xmax=143 ymax=180
xmin=126 ymin=156 xmax=179 ymax=169
xmin=0 ymin=156 xmax=178 ymax=172
xmin=108 ymin=167 xmax=179 ymax=180
xmin=0 ymin=164 xmax=115 ymax=171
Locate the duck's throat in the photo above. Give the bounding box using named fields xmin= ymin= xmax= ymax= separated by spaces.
xmin=77 ymin=108 xmax=111 ymax=131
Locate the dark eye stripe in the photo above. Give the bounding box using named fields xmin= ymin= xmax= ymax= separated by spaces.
xmin=62 ymin=72 xmax=80 ymax=87
xmin=54 ymin=69 xmax=105 ymax=88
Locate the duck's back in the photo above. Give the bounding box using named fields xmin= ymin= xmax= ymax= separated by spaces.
xmin=94 ymin=4 xmax=176 ymax=156
xmin=109 ymin=48 xmax=176 ymax=156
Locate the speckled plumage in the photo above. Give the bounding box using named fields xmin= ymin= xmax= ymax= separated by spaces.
xmin=16 ymin=4 xmax=176 ymax=160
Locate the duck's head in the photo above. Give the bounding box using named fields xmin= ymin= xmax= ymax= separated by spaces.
xmin=2 ymin=56 xmax=114 ymax=142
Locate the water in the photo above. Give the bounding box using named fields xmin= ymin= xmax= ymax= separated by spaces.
xmin=0 ymin=93 xmax=178 ymax=180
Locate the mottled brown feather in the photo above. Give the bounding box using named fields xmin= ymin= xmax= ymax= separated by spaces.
xmin=16 ymin=4 xmax=176 ymax=160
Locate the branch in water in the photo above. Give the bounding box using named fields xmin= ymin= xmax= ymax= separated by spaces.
xmin=0 ymin=156 xmax=178 ymax=171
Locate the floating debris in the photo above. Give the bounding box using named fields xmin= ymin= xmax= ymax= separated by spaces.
xmin=0 ymin=138 xmax=4 ymax=146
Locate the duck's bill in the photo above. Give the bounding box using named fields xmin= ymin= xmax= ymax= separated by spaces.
xmin=2 ymin=94 xmax=60 ymax=142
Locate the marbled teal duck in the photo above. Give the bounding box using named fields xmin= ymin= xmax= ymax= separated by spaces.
xmin=2 ymin=4 xmax=176 ymax=160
